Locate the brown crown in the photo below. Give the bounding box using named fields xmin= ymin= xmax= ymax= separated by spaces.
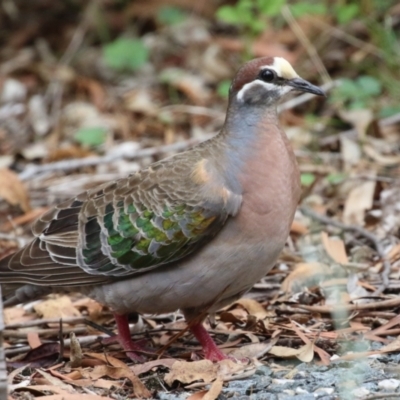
xmin=231 ymin=57 xmax=274 ymax=94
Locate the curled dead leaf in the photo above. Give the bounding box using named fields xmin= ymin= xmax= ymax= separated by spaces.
xmin=0 ymin=168 xmax=31 ymax=212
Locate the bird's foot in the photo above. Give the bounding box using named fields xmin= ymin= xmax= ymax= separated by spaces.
xmin=102 ymin=335 xmax=149 ymax=362
xmin=189 ymin=322 xmax=231 ymax=362
xmin=107 ymin=313 xmax=149 ymax=363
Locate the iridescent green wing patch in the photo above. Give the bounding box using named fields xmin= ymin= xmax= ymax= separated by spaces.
xmin=81 ymin=199 xmax=225 ymax=276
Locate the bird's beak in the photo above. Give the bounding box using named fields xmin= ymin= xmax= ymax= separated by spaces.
xmin=287 ymin=78 xmax=326 ymax=97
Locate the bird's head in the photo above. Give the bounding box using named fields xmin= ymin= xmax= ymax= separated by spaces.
xmin=230 ymin=57 xmax=325 ymax=107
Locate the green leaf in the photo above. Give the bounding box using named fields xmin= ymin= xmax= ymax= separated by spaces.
xmin=216 ymin=6 xmax=241 ymax=24
xmin=103 ymin=38 xmax=148 ymax=71
xmin=301 ymin=173 xmax=316 ymax=187
xmin=257 ymin=0 xmax=286 ymax=16
xmin=379 ymin=105 xmax=400 ymax=118
xmin=157 ymin=6 xmax=186 ymax=26
xmin=326 ymin=173 xmax=347 ymax=185
xmin=335 ymin=4 xmax=360 ymax=25
xmin=217 ymin=80 xmax=231 ymax=98
xmin=74 ymin=127 xmax=107 ymax=147
xmin=336 ymin=79 xmax=360 ymax=99
xmin=290 ymin=3 xmax=327 ymax=18
xmin=357 ymin=76 xmax=382 ymax=96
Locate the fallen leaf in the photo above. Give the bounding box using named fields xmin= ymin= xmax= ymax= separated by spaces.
xmin=0 ymin=168 xmax=31 ymax=212
xmin=131 ymin=358 xmax=176 ymax=376
xmin=164 ymin=359 xmax=253 ymax=387
xmin=228 ymin=341 xmax=275 ymax=360
xmin=164 ymin=360 xmax=216 ymax=386
xmin=234 ymin=299 xmax=268 ymax=319
xmin=269 ymin=343 xmax=314 ymax=362
xmin=281 ymin=262 xmax=333 ymax=293
xmin=27 ymin=332 xmax=41 ymax=349
xmin=7 ymin=343 xmax=60 ymax=368
xmin=343 ymin=179 xmax=376 ymax=225
xmin=33 ymin=395 xmax=114 ymax=400
xmin=34 ymin=296 xmax=81 ymax=320
xmin=35 ymin=369 xmax=75 ymax=393
xmin=203 ymin=378 xmax=223 ymax=400
xmin=23 ymin=386 xmax=74 ymax=396
xmin=364 ymin=144 xmax=400 ymax=166
xmin=321 ymin=232 xmax=349 ymax=264
xmin=88 ymin=365 xmax=151 ymax=398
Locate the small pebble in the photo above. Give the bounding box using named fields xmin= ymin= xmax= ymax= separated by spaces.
xmin=314 ymin=387 xmax=334 ymax=395
xmin=295 ymin=387 xmax=309 ymax=394
xmin=351 ymin=387 xmax=370 ymax=398
xmin=283 ymin=389 xmax=295 ymax=396
xmin=272 ymin=379 xmax=295 ymax=385
xmin=378 ymin=378 xmax=400 ymax=390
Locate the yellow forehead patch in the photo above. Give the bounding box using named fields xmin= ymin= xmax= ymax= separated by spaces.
xmin=271 ymin=57 xmax=299 ymax=79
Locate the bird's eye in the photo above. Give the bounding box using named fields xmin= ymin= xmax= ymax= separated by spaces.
xmin=259 ymin=69 xmax=275 ymax=82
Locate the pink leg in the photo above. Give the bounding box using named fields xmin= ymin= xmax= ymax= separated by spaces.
xmin=189 ymin=322 xmax=229 ymax=362
xmin=104 ymin=313 xmax=145 ymax=362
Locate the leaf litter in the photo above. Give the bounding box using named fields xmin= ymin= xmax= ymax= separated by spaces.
xmin=0 ymin=1 xmax=400 ymax=399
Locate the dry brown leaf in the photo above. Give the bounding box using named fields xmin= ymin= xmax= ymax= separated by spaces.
xmin=131 ymin=358 xmax=176 ymax=376
xmin=84 ymin=352 xmax=129 ymax=368
xmin=321 ymin=232 xmax=349 ymax=264
xmin=339 ymin=109 xmax=373 ymax=138
xmin=85 ymin=359 xmax=151 ymax=398
xmin=35 ymin=369 xmax=75 ymax=393
xmin=343 ymin=179 xmax=376 ymax=225
xmin=88 ymin=365 xmax=151 ymax=398
xmin=234 ymin=298 xmax=268 ymax=319
xmin=34 ymin=296 xmax=81 ymax=320
xmin=164 ymin=360 xmax=216 ymax=386
xmin=35 ymin=395 xmax=114 ymax=400
xmin=0 ymin=168 xmax=31 ymax=212
xmin=27 ymin=332 xmax=41 ymax=349
xmin=203 ymin=378 xmax=223 ymax=400
xmin=24 ymin=386 xmax=74 ymax=396
xmin=164 ymin=359 xmax=253 ymax=387
xmin=269 ymin=343 xmax=314 ymax=362
xmin=187 ymin=390 xmax=209 ymax=400
xmin=380 ymin=336 xmax=400 ymax=353
xmin=281 ymin=262 xmax=332 ymax=292
xmin=290 ymin=220 xmax=308 ymax=235
xmin=364 ymin=144 xmax=400 ymax=166
xmin=93 ymin=378 xmax=123 ymax=389
xmin=228 ymin=342 xmax=274 ymax=360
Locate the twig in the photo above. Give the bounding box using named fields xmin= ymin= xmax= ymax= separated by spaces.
xmin=3 ymin=327 xmax=87 ymax=338
xmin=18 ymin=137 xmax=211 ymax=180
xmin=320 ymin=112 xmax=400 ymax=146
xmin=300 ymin=206 xmax=391 ymax=294
xmin=160 ymin=105 xmax=225 ymax=119
xmin=299 ymin=296 xmax=400 ymax=314
xmin=281 ymin=5 xmax=331 ymax=84
xmin=4 ymin=334 xmax=110 ymax=357
xmin=5 ymin=316 xmax=88 ymax=329
xmin=362 ymin=394 xmax=400 ymax=400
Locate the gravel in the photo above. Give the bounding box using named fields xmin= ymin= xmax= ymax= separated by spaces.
xmin=158 ymin=344 xmax=400 ymax=400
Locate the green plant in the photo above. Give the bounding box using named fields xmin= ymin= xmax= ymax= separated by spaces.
xmin=74 ymin=127 xmax=107 ymax=147
xmin=157 ymin=6 xmax=186 ymax=26
xmin=331 ymin=76 xmax=382 ymax=110
xmin=103 ymin=38 xmax=148 ymax=71
xmin=217 ymin=80 xmax=231 ymax=98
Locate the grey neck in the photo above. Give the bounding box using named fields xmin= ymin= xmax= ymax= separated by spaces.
xmin=210 ymin=100 xmax=279 ymax=193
